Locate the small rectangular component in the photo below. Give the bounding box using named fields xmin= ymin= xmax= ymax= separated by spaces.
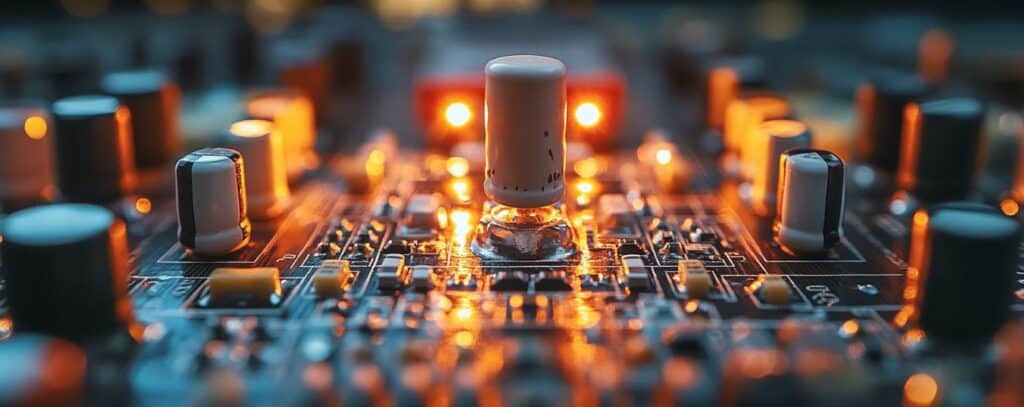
xmin=312 ymin=260 xmax=355 ymax=297
xmin=208 ymin=267 xmax=281 ymax=306
xmin=598 ymin=194 xmax=633 ymax=230
xmin=376 ymin=254 xmax=408 ymax=289
xmin=621 ymin=254 xmax=651 ymax=290
xmin=403 ymin=194 xmax=444 ymax=230
xmin=677 ymin=260 xmax=711 ymax=299
xmin=410 ymin=265 xmax=435 ymax=292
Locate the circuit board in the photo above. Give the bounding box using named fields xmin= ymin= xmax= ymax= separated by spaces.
xmin=2 ymin=3 xmax=1024 ymax=407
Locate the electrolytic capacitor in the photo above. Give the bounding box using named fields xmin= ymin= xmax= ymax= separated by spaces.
xmin=51 ymin=95 xmax=136 ymax=204
xmin=0 ymin=107 xmax=54 ymax=210
xmin=175 ymin=148 xmax=252 ymax=256
xmin=904 ymin=202 xmax=1020 ymax=346
xmin=896 ymin=97 xmax=984 ymax=203
xmin=222 ymin=119 xmax=290 ymax=219
xmin=774 ymin=149 xmax=846 ymax=253
xmin=750 ymin=120 xmax=812 ymax=214
xmin=245 ymin=88 xmax=317 ymax=180
xmin=483 ymin=55 xmax=567 ymax=208
xmin=1 ymin=203 xmax=134 ymax=341
xmin=101 ymin=69 xmax=182 ymax=169
xmin=856 ymin=72 xmax=928 ymax=174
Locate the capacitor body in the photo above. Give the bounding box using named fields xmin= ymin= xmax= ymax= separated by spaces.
xmin=856 ymin=73 xmax=927 ymax=173
xmin=175 ymin=148 xmax=252 ymax=256
xmin=774 ymin=149 xmax=846 ymax=253
xmin=484 ymin=55 xmax=567 ymax=208
xmin=751 ymin=120 xmax=812 ymax=213
xmin=908 ymin=202 xmax=1020 ymax=345
xmin=897 ymin=97 xmax=984 ymax=203
xmin=223 ymin=120 xmax=290 ymax=219
xmin=102 ymin=69 xmax=181 ymax=169
xmin=52 ymin=95 xmax=136 ymax=204
xmin=1 ymin=204 xmax=133 ymax=341
xmin=246 ymin=89 xmax=317 ymax=180
xmin=0 ymin=107 xmax=54 ymax=209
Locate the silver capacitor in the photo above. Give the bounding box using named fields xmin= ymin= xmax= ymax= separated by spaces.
xmin=223 ymin=120 xmax=290 ymax=219
xmin=750 ymin=119 xmax=812 ymax=214
xmin=774 ymin=149 xmax=846 ymax=253
xmin=175 ymin=148 xmax=252 ymax=256
xmin=483 ymin=55 xmax=567 ymax=208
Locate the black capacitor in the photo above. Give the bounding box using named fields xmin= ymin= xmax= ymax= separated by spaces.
xmin=896 ymin=97 xmax=984 ymax=203
xmin=51 ymin=95 xmax=136 ymax=204
xmin=907 ymin=202 xmax=1021 ymax=346
xmin=1 ymin=204 xmax=134 ymax=341
xmin=855 ymin=72 xmax=928 ymax=173
xmin=101 ymin=69 xmax=182 ymax=169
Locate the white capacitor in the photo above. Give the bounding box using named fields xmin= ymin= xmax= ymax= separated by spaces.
xmin=0 ymin=107 xmax=54 ymax=207
xmin=224 ymin=120 xmax=290 ymax=219
xmin=774 ymin=149 xmax=846 ymax=253
xmin=175 ymin=148 xmax=252 ymax=256
xmin=750 ymin=120 xmax=812 ymax=214
xmin=484 ymin=55 xmax=567 ymax=208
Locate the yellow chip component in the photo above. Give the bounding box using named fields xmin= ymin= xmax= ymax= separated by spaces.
xmin=208 ymin=267 xmax=282 ymax=305
xmin=760 ymin=275 xmax=790 ymax=306
xmin=313 ymin=260 xmax=354 ymax=297
xmin=678 ymin=260 xmax=711 ymax=299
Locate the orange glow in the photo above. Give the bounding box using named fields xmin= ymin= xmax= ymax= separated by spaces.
xmin=655 ymin=148 xmax=673 ymax=165
xmin=760 ymin=119 xmax=807 ymax=138
xmin=839 ymin=320 xmax=860 ymax=337
xmin=904 ymin=373 xmax=940 ymax=406
xmin=574 ymin=102 xmax=602 ymax=128
xmin=573 ymin=157 xmax=601 ymax=178
xmin=707 ymin=67 xmax=739 ymax=130
xmin=24 ymin=116 xmax=47 ymax=139
xmin=135 ymin=197 xmax=152 ymax=214
xmin=1000 ymin=199 xmax=1019 ymax=217
xmin=446 ymin=156 xmax=470 ymax=177
xmin=919 ymin=29 xmax=954 ymax=84
xmin=575 ymin=179 xmax=597 ymax=195
xmin=229 ymin=119 xmax=273 ymax=138
xmin=444 ymin=102 xmax=472 ymax=127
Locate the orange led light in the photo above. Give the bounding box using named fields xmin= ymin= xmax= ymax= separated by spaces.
xmin=445 ymin=102 xmax=472 ymax=127
xmin=229 ymin=119 xmax=273 ymax=138
xmin=655 ymin=148 xmax=673 ymax=165
xmin=904 ymin=373 xmax=939 ymax=406
xmin=1000 ymin=199 xmax=1019 ymax=217
xmin=574 ymin=102 xmax=602 ymax=128
xmin=135 ymin=197 xmax=152 ymax=214
xmin=24 ymin=116 xmax=47 ymax=139
xmin=446 ymin=156 xmax=470 ymax=177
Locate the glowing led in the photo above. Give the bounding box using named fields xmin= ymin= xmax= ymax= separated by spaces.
xmin=1000 ymin=199 xmax=1019 ymax=217
xmin=445 ymin=102 xmax=472 ymax=127
xmin=229 ymin=119 xmax=273 ymax=138
xmin=574 ymin=102 xmax=602 ymax=128
xmin=23 ymin=116 xmax=47 ymax=140
xmin=446 ymin=156 xmax=470 ymax=177
xmin=135 ymin=197 xmax=152 ymax=214
xmin=904 ymin=373 xmax=939 ymax=406
xmin=655 ymin=148 xmax=673 ymax=165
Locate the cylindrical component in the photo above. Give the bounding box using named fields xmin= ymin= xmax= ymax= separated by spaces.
xmin=175 ymin=148 xmax=252 ymax=256
xmin=0 ymin=334 xmax=87 ymax=406
xmin=774 ymin=149 xmax=846 ymax=253
xmin=856 ymin=73 xmax=928 ymax=173
xmin=724 ymin=93 xmax=791 ymax=153
xmin=223 ymin=120 xmax=290 ymax=219
xmin=896 ymin=97 xmax=984 ymax=203
xmin=1 ymin=204 xmax=134 ymax=341
xmin=484 ymin=55 xmax=567 ymax=208
xmin=705 ymin=67 xmax=739 ymax=132
xmin=906 ymin=202 xmax=1020 ymax=345
xmin=101 ymin=69 xmax=182 ymax=169
xmin=245 ymin=89 xmax=317 ymax=180
xmin=751 ymin=120 xmax=812 ymax=213
xmin=51 ymin=95 xmax=136 ymax=204
xmin=0 ymin=107 xmax=55 ymax=209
